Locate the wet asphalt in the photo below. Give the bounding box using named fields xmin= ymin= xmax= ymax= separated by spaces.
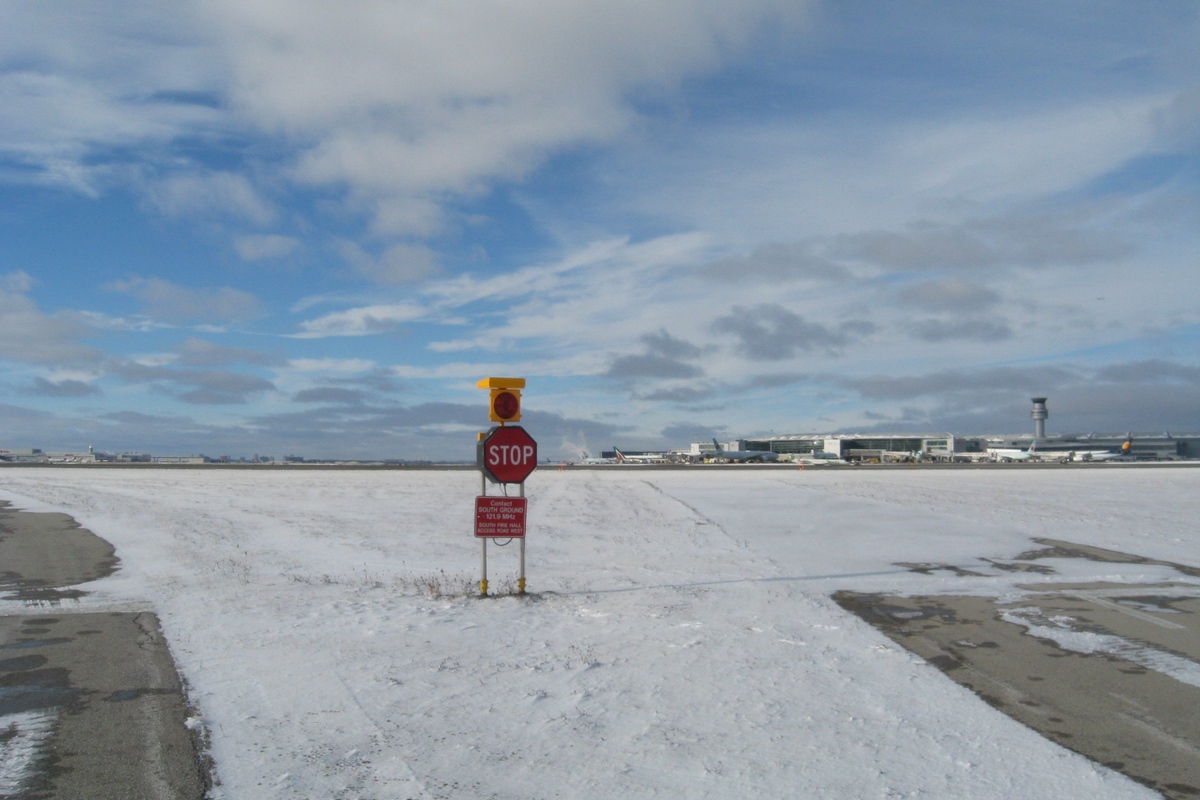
xmin=0 ymin=501 xmax=208 ymax=799
xmin=837 ymin=540 xmax=1200 ymax=800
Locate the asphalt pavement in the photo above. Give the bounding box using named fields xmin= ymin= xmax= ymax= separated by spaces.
xmin=837 ymin=539 xmax=1200 ymax=800
xmin=0 ymin=501 xmax=208 ymax=799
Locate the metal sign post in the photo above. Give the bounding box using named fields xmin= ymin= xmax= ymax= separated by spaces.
xmin=519 ymin=482 xmax=526 ymax=595
xmin=474 ymin=378 xmax=536 ymax=597
xmin=480 ymin=470 xmax=488 ymax=596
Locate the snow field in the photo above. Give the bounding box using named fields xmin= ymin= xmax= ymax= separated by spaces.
xmin=2 ymin=466 xmax=1196 ymax=798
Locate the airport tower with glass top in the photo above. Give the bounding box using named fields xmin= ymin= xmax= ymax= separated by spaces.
xmin=1032 ymin=397 xmax=1048 ymax=439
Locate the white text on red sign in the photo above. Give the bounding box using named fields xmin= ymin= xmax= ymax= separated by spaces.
xmin=474 ymin=496 xmax=528 ymax=538
xmin=487 ymin=444 xmax=535 ymax=466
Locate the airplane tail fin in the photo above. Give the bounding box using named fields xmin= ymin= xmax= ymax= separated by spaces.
xmin=614 ymin=447 xmax=626 ymax=461
xmin=712 ymin=438 xmax=723 ymax=452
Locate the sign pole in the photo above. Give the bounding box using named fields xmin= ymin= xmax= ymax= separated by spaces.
xmin=480 ymin=538 xmax=488 ymax=597
xmin=518 ymin=482 xmax=526 ymax=595
xmin=480 ymin=471 xmax=488 ymax=596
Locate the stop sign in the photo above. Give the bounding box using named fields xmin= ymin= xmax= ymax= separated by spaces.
xmin=478 ymin=425 xmax=538 ymax=484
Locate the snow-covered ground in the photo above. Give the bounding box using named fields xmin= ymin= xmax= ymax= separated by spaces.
xmin=2 ymin=466 xmax=1197 ymax=799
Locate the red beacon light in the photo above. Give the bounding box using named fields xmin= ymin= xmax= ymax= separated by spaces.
xmin=477 ymin=377 xmax=525 ymax=424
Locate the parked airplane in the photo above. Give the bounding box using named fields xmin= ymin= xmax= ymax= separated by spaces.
xmin=792 ymin=452 xmax=846 ymax=465
xmin=578 ymin=451 xmax=617 ymax=465
xmin=990 ymin=435 xmax=1133 ymax=463
xmin=613 ymin=448 xmax=668 ymax=463
xmin=1066 ymin=434 xmax=1133 ymax=462
xmin=988 ymin=440 xmax=1039 ymax=462
xmin=705 ymin=439 xmax=780 ymax=463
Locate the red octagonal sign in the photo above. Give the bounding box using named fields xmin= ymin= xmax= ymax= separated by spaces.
xmin=478 ymin=425 xmax=538 ymax=484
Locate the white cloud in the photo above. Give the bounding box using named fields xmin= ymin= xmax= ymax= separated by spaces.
xmin=1156 ymin=84 xmax=1200 ymax=149
xmin=202 ymin=0 xmax=808 ymax=230
xmin=897 ymin=279 xmax=1000 ymax=313
xmin=897 ymin=97 xmax=1168 ymax=204
xmin=209 ymin=1 xmax=804 ymax=131
xmin=286 ymin=358 xmax=377 ymax=374
xmin=148 ymin=171 xmax=276 ymax=225
xmin=270 ymin=356 xmax=380 ymax=398
xmin=605 ymin=95 xmax=1172 ymax=246
xmin=4 ymin=2 xmax=1198 ymax=450
xmin=1 ymin=1 xmax=812 ymax=237
xmin=0 ymin=272 xmax=100 ymax=365
xmin=108 ymin=277 xmax=264 ymax=325
xmin=294 ymin=304 xmax=427 ymax=338
xmin=234 ymin=234 xmax=299 ymax=261
xmin=0 ymin=1 xmax=222 ymax=192
xmin=428 ymin=233 xmax=714 ymax=309
xmin=338 ymin=241 xmax=439 ymax=285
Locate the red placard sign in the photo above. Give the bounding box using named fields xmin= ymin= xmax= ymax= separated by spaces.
xmin=474 ymin=496 xmax=528 ymax=538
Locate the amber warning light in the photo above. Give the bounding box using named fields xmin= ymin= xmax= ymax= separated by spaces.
xmin=477 ymin=377 xmax=525 ymax=423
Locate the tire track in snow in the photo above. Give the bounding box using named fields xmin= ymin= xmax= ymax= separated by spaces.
xmin=637 ymin=478 xmax=792 ymax=585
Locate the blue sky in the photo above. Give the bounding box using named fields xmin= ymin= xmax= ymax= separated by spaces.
xmin=2 ymin=0 xmax=1199 ymax=460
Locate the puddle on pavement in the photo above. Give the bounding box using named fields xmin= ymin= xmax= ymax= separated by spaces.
xmin=1015 ymin=538 xmax=1200 ymax=579
xmin=0 ymin=501 xmax=119 ymax=601
xmin=837 ymin=541 xmax=1200 ymax=800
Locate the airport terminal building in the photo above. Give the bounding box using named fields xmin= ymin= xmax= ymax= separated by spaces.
xmin=699 ymin=432 xmax=1199 ymax=463
xmin=673 ymin=435 xmax=960 ymax=463
xmin=735 ymin=434 xmax=964 ymax=462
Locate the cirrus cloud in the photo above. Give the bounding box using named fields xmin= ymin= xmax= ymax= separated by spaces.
xmin=294 ymin=303 xmax=427 ymax=338
xmin=108 ymin=278 xmax=264 ymax=326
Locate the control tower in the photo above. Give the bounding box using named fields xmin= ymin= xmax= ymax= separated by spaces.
xmin=1031 ymin=397 xmax=1048 ymax=439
